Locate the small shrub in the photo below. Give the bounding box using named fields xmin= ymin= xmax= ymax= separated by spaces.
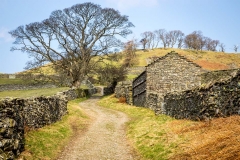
xmin=24 ymin=124 xmax=31 ymax=134
xmin=118 ymin=97 xmax=126 ymax=103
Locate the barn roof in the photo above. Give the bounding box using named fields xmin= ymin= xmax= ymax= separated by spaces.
xmin=146 ymin=51 xmax=202 ymax=69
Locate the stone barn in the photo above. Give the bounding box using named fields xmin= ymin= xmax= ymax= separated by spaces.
xmin=133 ymin=51 xmax=203 ymax=113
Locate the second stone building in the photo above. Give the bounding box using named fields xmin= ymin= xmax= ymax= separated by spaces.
xmin=133 ymin=51 xmax=203 ymax=113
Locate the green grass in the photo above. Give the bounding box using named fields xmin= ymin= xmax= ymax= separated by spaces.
xmin=98 ymin=95 xmax=177 ymax=160
xmin=126 ymin=74 xmax=138 ymax=80
xmin=20 ymin=98 xmax=89 ymax=160
xmin=0 ymin=87 xmax=69 ymax=98
xmin=0 ymin=78 xmax=34 ymax=85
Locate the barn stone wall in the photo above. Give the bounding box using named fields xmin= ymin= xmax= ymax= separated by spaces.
xmin=146 ymin=52 xmax=202 ymax=96
xmin=133 ymin=52 xmax=202 ymax=109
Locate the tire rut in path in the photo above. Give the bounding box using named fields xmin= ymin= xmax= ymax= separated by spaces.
xmin=57 ymin=96 xmax=137 ymax=160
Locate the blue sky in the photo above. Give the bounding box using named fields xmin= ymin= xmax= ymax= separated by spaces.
xmin=0 ymin=0 xmax=239 ymax=73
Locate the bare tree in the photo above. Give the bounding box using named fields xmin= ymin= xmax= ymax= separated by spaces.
xmin=155 ymin=29 xmax=168 ymax=49
xmin=184 ymin=31 xmax=201 ymax=50
xmin=177 ymin=31 xmax=185 ymax=49
xmin=184 ymin=31 xmax=209 ymax=51
xmin=199 ymin=36 xmax=208 ymax=51
xmin=233 ymin=45 xmax=239 ymax=53
xmin=9 ymin=2 xmax=133 ymax=88
xmin=212 ymin=40 xmax=220 ymax=51
xmin=219 ymin=43 xmax=225 ymax=52
xmin=140 ymin=38 xmax=147 ymax=50
xmin=205 ymin=38 xmax=220 ymax=51
xmin=141 ymin=32 xmax=150 ymax=49
xmin=205 ymin=37 xmax=213 ymax=51
xmin=122 ymin=39 xmax=139 ymax=67
xmin=168 ymin=30 xmax=184 ymax=48
xmin=153 ymin=30 xmax=160 ymax=48
xmin=166 ymin=32 xmax=171 ymax=48
xmin=148 ymin=32 xmax=157 ymax=49
xmin=124 ymin=40 xmax=138 ymax=57
xmin=141 ymin=31 xmax=156 ymax=49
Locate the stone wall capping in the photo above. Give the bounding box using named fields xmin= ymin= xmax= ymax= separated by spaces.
xmin=164 ymin=70 xmax=240 ymax=120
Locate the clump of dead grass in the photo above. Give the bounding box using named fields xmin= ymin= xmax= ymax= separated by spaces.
xmin=118 ymin=97 xmax=126 ymax=103
xmin=169 ymin=116 xmax=240 ymax=160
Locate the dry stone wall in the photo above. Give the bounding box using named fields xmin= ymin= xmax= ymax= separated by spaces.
xmin=0 ymin=84 xmax=56 ymax=92
xmin=163 ymin=70 xmax=240 ymax=120
xmin=0 ymin=74 xmax=11 ymax=79
xmin=115 ymin=81 xmax=133 ymax=105
xmin=201 ymin=69 xmax=239 ymax=85
xmin=0 ymin=87 xmax=98 ymax=159
xmin=0 ymin=94 xmax=68 ymax=159
xmin=23 ymin=96 xmax=68 ymax=128
xmin=0 ymin=98 xmax=24 ymax=159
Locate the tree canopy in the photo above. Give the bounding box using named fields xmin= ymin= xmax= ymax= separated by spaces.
xmin=9 ymin=2 xmax=134 ymax=87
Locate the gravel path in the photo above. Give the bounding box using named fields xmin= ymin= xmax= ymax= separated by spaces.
xmin=57 ymin=96 xmax=138 ymax=160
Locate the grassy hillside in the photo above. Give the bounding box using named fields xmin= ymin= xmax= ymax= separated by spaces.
xmin=16 ymin=48 xmax=240 ymax=82
xmin=134 ymin=48 xmax=240 ymax=71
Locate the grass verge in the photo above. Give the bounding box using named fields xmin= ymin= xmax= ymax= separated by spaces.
xmin=98 ymin=95 xmax=240 ymax=160
xmin=98 ymin=95 xmax=177 ymax=160
xmin=19 ymin=98 xmax=89 ymax=160
xmin=0 ymin=87 xmax=69 ymax=98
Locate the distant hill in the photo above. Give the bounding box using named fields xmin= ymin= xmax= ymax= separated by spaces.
xmin=18 ymin=48 xmax=240 ymax=81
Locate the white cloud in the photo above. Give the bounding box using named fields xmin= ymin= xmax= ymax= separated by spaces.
xmin=106 ymin=0 xmax=159 ymax=10
xmin=0 ymin=28 xmax=14 ymax=42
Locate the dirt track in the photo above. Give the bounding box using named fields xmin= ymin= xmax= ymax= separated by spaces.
xmin=57 ymin=96 xmax=138 ymax=160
